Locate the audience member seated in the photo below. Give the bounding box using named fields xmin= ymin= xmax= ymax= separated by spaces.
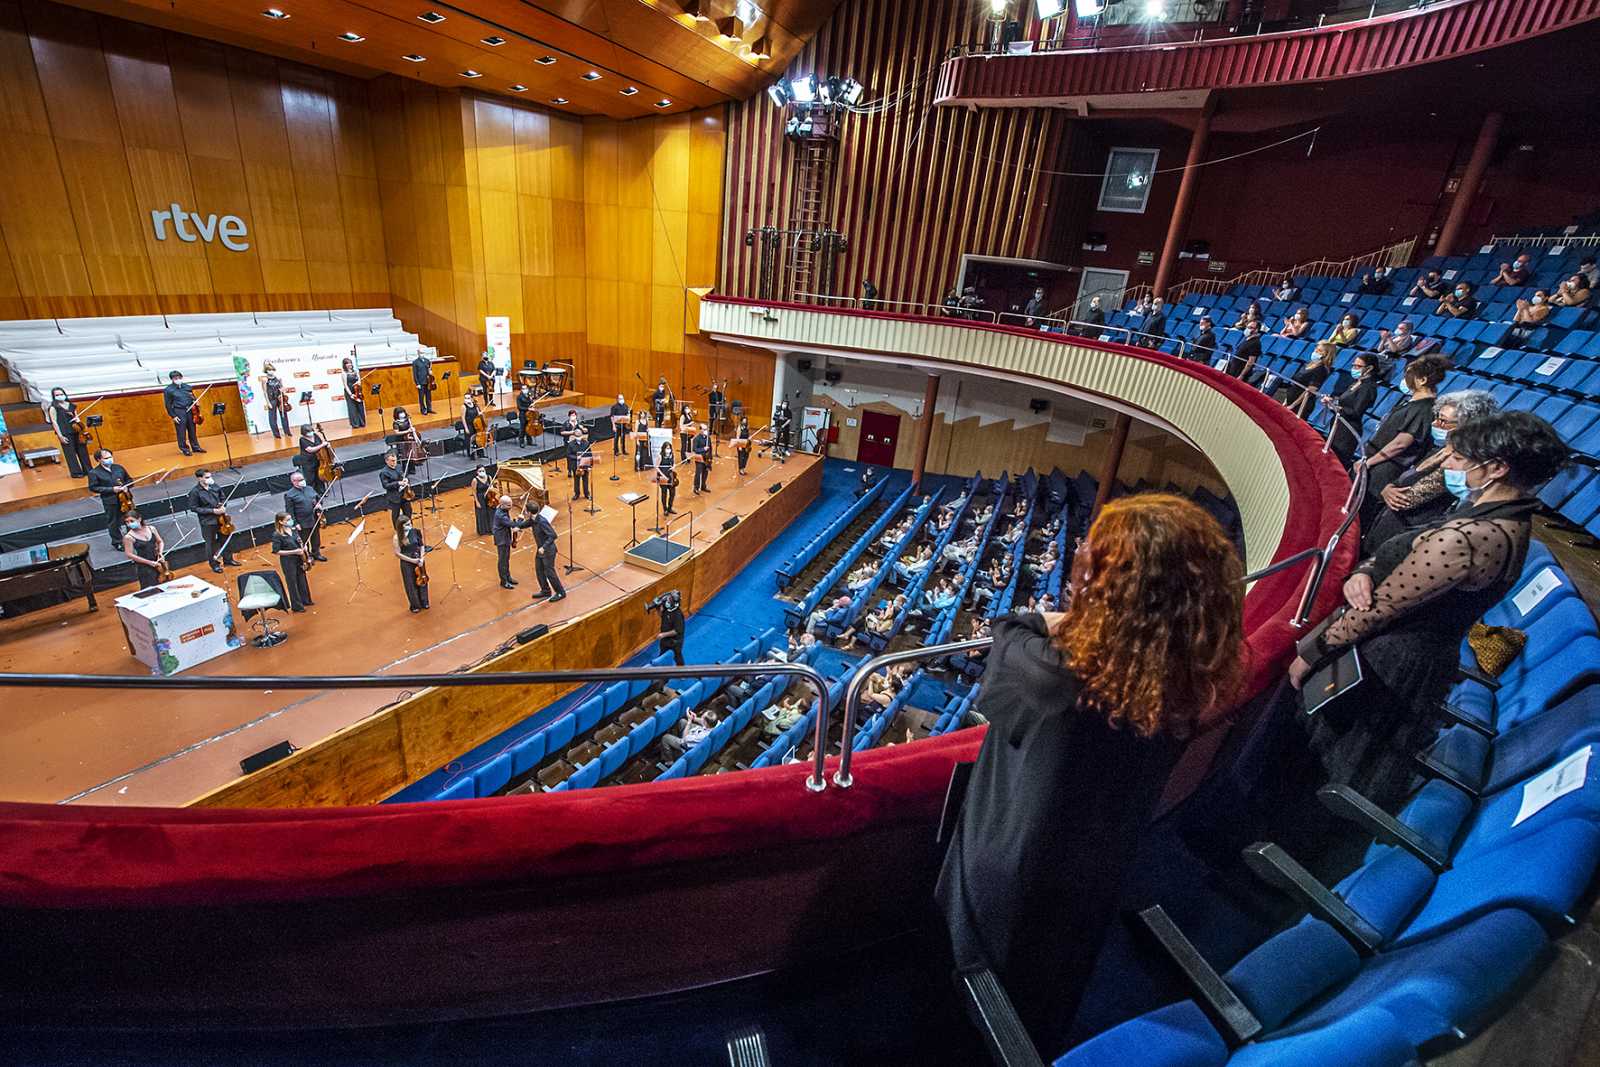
xmin=973 ymin=503 xmax=993 ymax=526
xmin=844 ymin=562 xmax=876 ymax=593
xmin=1512 ymin=290 xmax=1551 ymax=336
xmin=1278 ymin=307 xmax=1313 ymax=339
xmin=1361 ymin=389 xmax=1498 ymax=553
xmin=1357 ymin=353 xmax=1451 ymax=526
xmin=1322 ymin=350 xmax=1381 ymax=468
xmin=1024 ymin=543 xmax=1059 ymax=581
xmin=855 ymin=467 xmax=877 ymax=498
xmin=767 ymin=631 xmax=818 ymax=663
xmin=1580 ymin=255 xmax=1599 ymax=290
xmin=1273 ymin=341 xmax=1337 ymax=417
xmin=1375 ymin=318 xmax=1419 ymax=358
xmin=1437 ymin=280 xmax=1479 ymax=319
xmin=1325 ymin=311 xmax=1362 ymax=347
xmin=1409 ymin=268 xmax=1448 ymax=300
xmin=1232 ymin=301 xmax=1263 ymax=331
xmin=1137 ymin=298 xmax=1168 ymax=344
xmin=862 ymin=664 xmax=911 ymax=711
xmin=877 ymin=518 xmax=912 ymax=551
xmin=1492 ymin=251 xmax=1533 ymax=286
xmin=942 ymin=534 xmax=980 ymax=570
xmin=1224 ymin=321 xmax=1263 ymax=379
xmin=895 ymin=544 xmax=934 ymax=581
xmin=1190 ymin=316 xmax=1217 ymax=362
xmin=1356 ymin=269 xmax=1391 ymax=295
xmin=936 ymin=494 xmax=1245 ymax=1055
xmin=840 ymin=594 xmax=905 ymax=646
xmin=1273 ymin=274 xmax=1300 ymax=303
xmin=998 ymin=521 xmax=1025 ymax=548
xmin=661 ymin=708 xmax=716 ymax=759
xmin=760 ymin=695 xmax=808 ymax=738
xmin=805 ymin=595 xmax=852 ymax=636
xmin=1289 ymin=411 xmax=1570 ymax=811
xmin=969 ymin=559 xmax=1011 ymax=609
xmin=1552 ymin=272 xmax=1593 ymax=308
xmin=1023 ymin=592 xmax=1057 ymax=614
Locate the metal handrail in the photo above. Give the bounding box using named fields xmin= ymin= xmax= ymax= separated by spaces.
xmin=0 ymin=661 xmax=841 ymax=794
xmin=834 ymin=637 xmax=990 ymax=788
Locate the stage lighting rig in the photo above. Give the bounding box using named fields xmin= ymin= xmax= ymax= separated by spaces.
xmin=766 ymin=71 xmax=867 ymax=142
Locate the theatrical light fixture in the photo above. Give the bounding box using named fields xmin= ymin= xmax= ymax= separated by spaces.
xmin=535 ymin=55 xmax=557 ymax=65
xmin=837 ymin=78 xmax=864 ymax=106
xmin=789 ymin=74 xmax=817 ymax=103
xmin=417 ymin=10 xmax=446 ymax=23
xmin=550 ymin=97 xmax=569 ymax=105
xmin=481 ymin=35 xmax=506 ymax=46
xmin=1035 ymin=0 xmax=1067 ymax=17
xmin=1144 ymin=0 xmax=1169 ymax=19
xmin=620 ymin=86 xmax=639 ymax=96
xmin=336 ymin=31 xmax=364 ymax=42
xmin=1074 ymin=0 xmax=1106 ymax=15
xmin=766 ymin=81 xmax=791 ymax=106
xmin=581 ymin=70 xmax=602 ymax=81
xmin=509 ymin=84 xmax=527 ymax=92
xmin=988 ymin=0 xmax=1009 ymax=16
xmin=654 ymin=99 xmax=672 ymax=108
xmin=460 ymin=69 xmax=482 ymax=78
xmin=262 ymin=7 xmax=290 ymax=19
xmin=402 ymin=53 xmax=427 ymax=62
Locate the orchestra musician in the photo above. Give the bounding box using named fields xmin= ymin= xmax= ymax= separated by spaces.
xmin=707 ymin=379 xmax=727 ymax=435
xmin=380 ymin=450 xmax=413 ymax=530
xmin=121 ymin=511 xmax=167 ymax=590
xmin=162 ymin=370 xmax=204 ymax=456
xmin=691 ymin=422 xmax=712 ymax=494
xmin=570 ymin=425 xmax=593 ymax=501
xmin=734 ymin=416 xmax=752 ymax=476
xmin=394 ymin=515 xmax=430 ymax=613
xmin=677 ymin=404 xmax=695 ymax=458
xmin=411 ymin=352 xmax=435 ymax=415
xmin=284 ymin=471 xmax=327 ymax=562
xmin=472 ymin=464 xmax=496 ymax=536
xmin=341 ymin=356 xmax=366 ymax=429
xmin=87 ymin=448 xmax=134 ymax=544
xmin=633 ymin=411 xmax=651 ymax=472
xmin=656 ymin=441 xmax=678 ymax=516
xmin=460 ymin=392 xmax=486 ymax=460
xmin=560 ymin=410 xmax=581 ymax=477
xmin=295 ymin=425 xmax=330 ymax=494
xmin=651 ymin=376 xmax=671 ymax=427
xmin=530 ymin=505 xmax=565 ymax=602
xmin=491 ymin=495 xmax=534 ymax=589
xmin=263 ymin=362 xmax=291 ymax=440
xmin=187 ymin=469 xmax=240 ymax=573
xmin=270 ymin=512 xmax=313 ymax=612
xmin=47 ymin=387 xmax=92 ymax=478
xmin=609 ymin=394 xmax=630 ymax=456
xmin=476 ymin=350 xmax=497 ymax=407
xmin=515 ymin=382 xmax=536 ymax=447
xmin=773 ymin=400 xmax=794 ymax=460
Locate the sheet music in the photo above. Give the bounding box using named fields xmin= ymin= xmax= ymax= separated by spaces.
xmin=347 ymin=519 xmax=365 ymax=545
xmin=444 ymin=526 xmax=463 ymax=551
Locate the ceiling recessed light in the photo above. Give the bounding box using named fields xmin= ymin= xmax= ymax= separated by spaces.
xmin=581 ymin=71 xmax=602 ymax=81
xmin=535 ymin=55 xmax=556 ymax=65
xmin=550 ymin=97 xmax=569 ymax=105
xmin=417 ymin=11 xmax=446 ymax=23
xmin=262 ymin=7 xmax=290 ymax=19
xmin=402 ymin=53 xmax=427 ymax=62
xmin=654 ymin=99 xmax=671 ymax=108
xmin=509 ymin=84 xmax=527 ymax=92
xmin=460 ymin=69 xmax=482 ymax=78
xmin=620 ymin=86 xmax=639 ymax=96
xmin=337 ymin=31 xmax=364 ymax=42
xmin=482 ymin=35 xmax=506 ymax=46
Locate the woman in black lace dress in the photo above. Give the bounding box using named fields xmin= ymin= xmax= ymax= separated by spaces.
xmin=1289 ymin=411 xmax=1570 ymax=808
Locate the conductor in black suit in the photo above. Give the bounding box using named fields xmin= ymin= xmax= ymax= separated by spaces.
xmin=411 ymin=353 xmax=435 ymax=415
xmin=530 ymin=509 xmax=565 ymax=601
xmin=163 ymin=371 xmax=203 ymax=455
xmin=491 ymin=496 xmax=533 ymax=589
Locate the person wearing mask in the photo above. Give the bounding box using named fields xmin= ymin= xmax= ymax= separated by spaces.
xmin=379 ymin=450 xmax=413 ymax=531
xmin=1409 ymin=269 xmax=1447 ymax=300
xmin=761 ymin=695 xmax=808 ymax=738
xmin=294 ymin=424 xmax=329 ymax=494
xmin=1137 ymin=297 xmax=1167 ymax=345
xmin=1513 ymin=289 xmax=1552 ymax=328
xmin=1326 ymin=312 xmax=1362 ymax=348
xmin=515 ymin=382 xmax=537 ymax=447
xmin=88 ymin=448 xmax=134 ymax=544
xmin=270 ymin=512 xmax=313 ymax=612
xmin=283 ymin=471 xmax=327 ymax=563
xmin=633 ymin=411 xmax=652 ymax=472
xmin=460 ymin=392 xmax=486 ymax=460
xmin=1279 ymin=307 xmax=1313 ymax=339
xmin=861 ymin=279 xmax=879 ymax=312
xmin=1375 ymin=319 xmax=1418 ymax=359
xmin=1437 ymin=281 xmax=1479 ymax=319
xmin=1361 ymin=389 xmax=1498 ymax=553
xmin=1552 ymin=273 xmax=1593 ymax=308
xmin=677 ymin=404 xmax=696 ymax=459
xmin=1289 ymin=411 xmax=1570 ymax=809
xmin=162 ymin=370 xmax=203 ymax=456
xmin=1232 ymin=301 xmax=1262 ymax=331
xmin=773 ymin=401 xmax=793 ymax=459
xmin=186 ymin=469 xmax=240 ymax=573
xmin=121 ymin=511 xmax=168 ymax=590
xmin=471 ymin=464 xmax=496 ymax=536
xmin=734 ymin=415 xmax=753 ymax=476
xmin=691 ymin=422 xmax=712 ymax=494
xmin=1022 ymin=286 xmax=1048 ymax=326
xmin=1355 ymin=353 xmax=1450 ymax=529
xmin=1274 ymin=341 xmax=1337 ymax=418
xmin=46 ymin=387 xmax=91 ymax=478
xmin=476 ymin=350 xmax=497 ymax=408
xmin=651 ymin=376 xmax=671 ymax=427
xmin=937 ymin=494 xmax=1245 ymax=1054
xmin=609 ymin=394 xmax=631 ymax=455
xmin=570 ymin=425 xmax=593 ymax=502
xmin=411 ymin=352 xmax=435 ymax=415
xmin=1274 ymin=275 xmax=1300 ymax=302
xmin=1076 ymin=295 xmax=1106 ymax=338
xmin=1225 ymin=321 xmax=1263 ymax=380
xmin=1492 ymin=252 xmax=1533 ymax=286
xmin=341 ymin=356 xmax=366 ymax=428
xmin=1355 ymin=271 xmax=1391 ymax=296
xmin=661 ymin=708 xmax=715 ymax=759
xmin=1190 ymin=316 xmax=1218 ymax=363
xmin=655 ymin=441 xmax=678 ymax=515
xmin=394 ymin=516 xmax=429 ymax=613
xmin=531 ymin=505 xmax=566 ymax=601
xmin=1321 ymin=350 xmax=1381 ymax=468
xmin=491 ymin=496 xmax=533 ymax=590
xmin=655 ymin=591 xmax=685 ymax=666
xmin=263 ymin=362 xmax=291 ymax=440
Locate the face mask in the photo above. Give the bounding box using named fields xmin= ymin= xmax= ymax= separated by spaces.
xmin=1442 ymin=467 xmax=1472 ymax=502
xmin=1430 ymin=426 xmax=1449 ymax=446
xmin=1533 ymin=294 xmax=1545 ymax=304
xmin=1455 ymin=289 xmax=1467 ymax=298
xmin=1398 ymin=379 xmax=1412 ymax=396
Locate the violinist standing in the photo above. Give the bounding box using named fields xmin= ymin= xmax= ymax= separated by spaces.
xmin=472 ymin=464 xmax=496 ymax=536
xmin=88 ymin=448 xmax=133 ymax=544
xmin=284 ymin=471 xmax=327 ymax=561
xmin=270 ymin=512 xmax=313 ymax=612
xmin=380 ymin=451 xmax=413 ymax=530
xmin=395 ymin=516 xmax=429 ymax=612
xmin=342 ymin=357 xmax=367 ymax=428
xmin=47 ymin=387 xmax=91 ymax=478
xmin=187 ymin=469 xmax=240 ymax=573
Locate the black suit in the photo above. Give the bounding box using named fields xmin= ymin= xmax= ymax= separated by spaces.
xmin=380 ymin=465 xmax=412 ymax=529
xmin=163 ymin=382 xmax=200 ymax=453
xmin=531 ymin=514 xmax=564 ymax=597
xmin=283 ymin=484 xmax=324 ymax=558
xmin=569 ymin=435 xmax=591 ymax=499
xmin=477 ymin=355 xmax=497 ymax=405
xmin=516 ymin=391 xmax=536 ymax=446
xmin=651 ymin=387 xmax=669 ymax=427
xmin=491 ymin=507 xmax=532 ymax=585
xmin=88 ymin=461 xmax=132 ymax=542
xmin=691 ymin=432 xmax=711 ymax=493
xmin=294 ymin=433 xmax=325 ymax=493
xmin=411 ymin=356 xmax=435 ymax=414
xmin=1191 ymin=328 xmax=1218 ymax=363
xmin=187 ymin=482 xmax=236 ymax=565
xmin=1139 ymin=311 xmax=1168 ymax=345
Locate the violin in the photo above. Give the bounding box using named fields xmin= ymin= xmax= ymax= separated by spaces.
xmin=70 ymin=416 xmax=90 ymax=444
xmin=415 ymin=556 xmax=429 ymax=588
xmin=116 ymin=486 xmax=134 ymax=513
xmin=276 ymin=387 xmax=292 ymax=415
xmin=217 ymin=510 xmax=236 ymax=537
xmin=155 ymin=553 xmax=173 ymax=583
xmin=402 ymin=477 xmax=416 ymax=502
xmin=485 ymin=486 xmax=503 ymax=509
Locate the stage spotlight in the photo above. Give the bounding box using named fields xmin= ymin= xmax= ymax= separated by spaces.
xmin=837 ymin=78 xmax=865 ymax=106
xmin=789 ymin=74 xmax=816 ymax=104
xmin=987 ymin=0 xmax=1009 ymax=16
xmin=819 ymin=77 xmax=837 ymax=105
xmin=766 ymin=80 xmax=791 ymax=107
xmin=1144 ymin=0 xmax=1169 ymax=19
xmin=1035 ymin=0 xmax=1067 ymax=16
xmin=1073 ymin=0 xmax=1105 ymax=16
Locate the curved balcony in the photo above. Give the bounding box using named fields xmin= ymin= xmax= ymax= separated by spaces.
xmin=0 ymin=302 xmax=1354 ymax=1031
xmin=936 ymin=0 xmax=1600 ymax=108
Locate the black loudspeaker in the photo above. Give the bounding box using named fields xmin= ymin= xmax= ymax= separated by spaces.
xmin=240 ymin=740 xmax=296 ymax=775
xmin=824 ymin=369 xmax=843 ymax=384
xmin=517 ymin=624 xmax=550 ymax=644
xmin=797 ymin=358 xmax=813 ymax=372
xmin=721 ymin=515 xmax=740 ymax=532
xmin=768 ymin=483 xmax=782 ymax=494
xmin=1029 ymin=398 xmax=1050 ymax=413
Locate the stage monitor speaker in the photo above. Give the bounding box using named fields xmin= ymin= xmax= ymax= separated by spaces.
xmin=517 ymin=624 xmax=550 ymax=644
xmin=1029 ymin=398 xmax=1050 ymax=413
xmin=797 ymin=358 xmax=813 ymax=372
xmin=824 ymin=369 xmax=842 ymax=384
xmin=768 ymin=483 xmax=782 ymax=495
xmin=721 ymin=515 xmax=740 ymax=532
xmin=240 ymin=740 xmax=296 ymax=775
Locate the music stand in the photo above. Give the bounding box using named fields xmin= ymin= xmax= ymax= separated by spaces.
xmin=208 ymin=401 xmax=241 ymax=473
xmin=442 ymin=371 xmax=455 ymax=424
xmin=85 ymin=413 xmax=105 ymax=456
xmin=563 ymin=498 xmax=582 ymax=576
xmin=619 ymin=491 xmax=648 ymax=549
xmin=371 ymin=383 xmax=386 ymax=437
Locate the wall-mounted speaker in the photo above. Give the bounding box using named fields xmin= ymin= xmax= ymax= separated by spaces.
xmin=796 ymin=358 xmax=813 ymax=372
xmin=824 ymin=369 xmax=843 ymax=384
xmin=1029 ymin=398 xmax=1050 ymax=413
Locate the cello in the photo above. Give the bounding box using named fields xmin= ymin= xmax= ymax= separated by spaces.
xmin=314 ymin=425 xmax=342 ymax=484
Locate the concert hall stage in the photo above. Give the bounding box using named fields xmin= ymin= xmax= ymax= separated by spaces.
xmin=0 ymin=445 xmax=821 ymax=809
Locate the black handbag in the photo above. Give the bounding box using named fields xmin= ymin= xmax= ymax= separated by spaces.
xmin=1300 ymin=609 xmax=1365 ymax=720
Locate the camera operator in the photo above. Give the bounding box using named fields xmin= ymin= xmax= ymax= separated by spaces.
xmin=649 ymin=590 xmax=686 ymax=666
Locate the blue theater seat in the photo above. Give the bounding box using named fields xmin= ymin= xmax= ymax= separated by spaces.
xmin=510 ymin=731 xmax=547 ymax=776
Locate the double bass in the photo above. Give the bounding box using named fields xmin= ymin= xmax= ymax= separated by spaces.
xmin=314 ymin=427 xmax=342 ymax=484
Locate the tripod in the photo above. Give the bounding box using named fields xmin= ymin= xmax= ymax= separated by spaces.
xmin=563 ymin=497 xmax=583 ymax=576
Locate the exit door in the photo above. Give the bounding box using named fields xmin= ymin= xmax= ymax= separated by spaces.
xmin=857 ymin=410 xmax=900 ymax=466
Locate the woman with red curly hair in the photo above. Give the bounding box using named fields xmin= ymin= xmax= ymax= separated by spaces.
xmin=936 ymin=493 xmax=1245 ymax=1054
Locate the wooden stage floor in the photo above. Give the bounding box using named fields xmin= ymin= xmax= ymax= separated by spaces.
xmin=0 ymin=448 xmax=819 ymax=808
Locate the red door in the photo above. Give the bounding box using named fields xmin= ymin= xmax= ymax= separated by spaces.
xmin=857 ymin=410 xmax=900 ymax=467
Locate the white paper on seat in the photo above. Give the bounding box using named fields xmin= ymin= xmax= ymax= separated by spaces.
xmin=1341 ymin=293 xmax=1354 ymax=303
xmin=1476 ymin=346 xmax=1501 ymax=362
xmin=445 ymin=525 xmax=462 ymax=551
xmin=1548 ymin=245 xmax=1567 ymax=255
xmin=1512 ymin=568 xmax=1563 ymax=617
xmin=1443 ymin=269 xmax=1458 ymax=280
xmin=1534 ymin=357 xmax=1566 ymax=376
xmin=1513 ymin=745 xmax=1591 ymax=827
xmin=1402 ymin=296 xmax=1417 ymax=307
xmin=1478 ymin=244 xmax=1494 ymax=254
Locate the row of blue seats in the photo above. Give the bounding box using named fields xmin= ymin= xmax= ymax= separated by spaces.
xmin=931 ymin=683 xmax=981 ymax=736
xmin=750 ymin=669 xmax=855 ymax=769
xmin=917 ymin=494 xmax=1026 ymax=650
xmin=808 ymin=486 xmax=947 ymax=638
xmin=783 ymin=481 xmax=921 ymax=629
xmin=773 ymin=472 xmax=891 ymax=591
xmin=851 ymin=667 xmax=925 ymax=751
xmin=1058 ymin=543 xmax=1600 ymax=1066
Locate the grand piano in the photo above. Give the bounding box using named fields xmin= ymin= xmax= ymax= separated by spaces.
xmin=0 ymin=542 xmax=97 ymax=617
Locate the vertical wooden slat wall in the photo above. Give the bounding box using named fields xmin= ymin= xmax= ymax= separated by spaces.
xmin=719 ymin=0 xmax=1067 ymax=307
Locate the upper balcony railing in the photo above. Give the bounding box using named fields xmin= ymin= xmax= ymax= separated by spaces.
xmin=938 ymin=0 xmax=1600 ymax=107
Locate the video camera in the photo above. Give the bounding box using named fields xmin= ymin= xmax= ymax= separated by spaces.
xmin=645 ymin=590 xmax=681 ymax=615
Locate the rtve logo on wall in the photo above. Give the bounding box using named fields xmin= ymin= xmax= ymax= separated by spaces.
xmin=150 ymin=203 xmax=250 ymax=252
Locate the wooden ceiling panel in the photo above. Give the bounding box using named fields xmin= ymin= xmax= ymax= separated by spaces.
xmin=49 ymin=0 xmax=845 ymax=117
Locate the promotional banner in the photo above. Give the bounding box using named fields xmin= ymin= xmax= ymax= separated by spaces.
xmin=0 ymin=406 xmax=20 ymax=477
xmin=485 ymin=316 xmax=512 ymax=379
xmin=233 ymin=345 xmax=357 ymax=435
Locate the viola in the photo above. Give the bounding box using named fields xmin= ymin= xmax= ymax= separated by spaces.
xmin=217 ymin=510 xmax=236 ymax=537
xmin=415 ymin=557 xmax=429 ymax=588
xmin=115 ymin=486 xmax=134 ymax=513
